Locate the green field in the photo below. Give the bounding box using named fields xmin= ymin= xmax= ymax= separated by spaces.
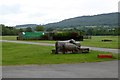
xmin=2 ymin=36 xmax=17 ymax=40
xmin=2 ymin=42 xmax=118 ymax=65
xmin=2 ymin=36 xmax=119 ymax=49
xmin=80 ymin=36 xmax=118 ymax=49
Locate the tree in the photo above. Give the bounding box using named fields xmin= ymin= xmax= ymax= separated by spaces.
xmin=18 ymin=28 xmax=24 ymax=32
xmin=87 ymin=28 xmax=93 ymax=35
xmin=46 ymin=27 xmax=54 ymax=31
xmin=1 ymin=25 xmax=12 ymax=35
xmin=25 ymin=27 xmax=32 ymax=32
xmin=35 ymin=26 xmax=44 ymax=31
xmin=0 ymin=24 xmax=5 ymax=35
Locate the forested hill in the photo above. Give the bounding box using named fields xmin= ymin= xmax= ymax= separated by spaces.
xmin=44 ymin=12 xmax=119 ymax=28
xmin=16 ymin=24 xmax=37 ymax=28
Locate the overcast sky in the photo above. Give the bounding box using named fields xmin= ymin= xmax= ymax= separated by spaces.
xmin=0 ymin=0 xmax=119 ymax=26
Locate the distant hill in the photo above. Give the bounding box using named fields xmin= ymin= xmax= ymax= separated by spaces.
xmin=44 ymin=12 xmax=119 ymax=28
xmin=15 ymin=24 xmax=38 ymax=29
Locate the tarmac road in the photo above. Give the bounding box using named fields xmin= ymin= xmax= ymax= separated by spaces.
xmin=2 ymin=60 xmax=118 ymax=78
xmin=1 ymin=40 xmax=119 ymax=53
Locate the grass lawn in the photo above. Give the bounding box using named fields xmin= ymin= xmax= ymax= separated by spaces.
xmin=80 ymin=36 xmax=118 ymax=49
xmin=2 ymin=36 xmax=119 ymax=49
xmin=0 ymin=36 xmax=2 ymax=40
xmin=2 ymin=36 xmax=17 ymax=40
xmin=2 ymin=42 xmax=119 ymax=66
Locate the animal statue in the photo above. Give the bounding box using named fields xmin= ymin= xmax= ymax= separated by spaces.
xmin=55 ymin=39 xmax=81 ymax=54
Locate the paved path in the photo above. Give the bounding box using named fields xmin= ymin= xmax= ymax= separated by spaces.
xmin=1 ymin=40 xmax=54 ymax=46
xmin=1 ymin=40 xmax=119 ymax=53
xmin=2 ymin=60 xmax=118 ymax=78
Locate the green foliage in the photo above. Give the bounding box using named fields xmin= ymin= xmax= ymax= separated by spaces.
xmin=35 ymin=26 xmax=44 ymax=31
xmin=19 ymin=28 xmax=24 ymax=32
xmin=2 ymin=42 xmax=118 ymax=65
xmin=25 ymin=27 xmax=33 ymax=32
xmin=52 ymin=31 xmax=83 ymax=41
xmin=84 ymin=26 xmax=119 ymax=36
xmin=46 ymin=27 xmax=54 ymax=31
xmin=1 ymin=24 xmax=19 ymax=36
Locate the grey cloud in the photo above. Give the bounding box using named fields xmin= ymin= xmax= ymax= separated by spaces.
xmin=0 ymin=4 xmax=21 ymax=15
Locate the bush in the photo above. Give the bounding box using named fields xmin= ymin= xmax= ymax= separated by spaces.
xmin=52 ymin=32 xmax=83 ymax=41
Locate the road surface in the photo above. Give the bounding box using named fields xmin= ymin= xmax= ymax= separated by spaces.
xmin=2 ymin=60 xmax=118 ymax=78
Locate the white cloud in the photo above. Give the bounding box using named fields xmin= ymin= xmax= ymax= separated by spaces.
xmin=0 ymin=0 xmax=119 ymax=26
xmin=0 ymin=4 xmax=21 ymax=15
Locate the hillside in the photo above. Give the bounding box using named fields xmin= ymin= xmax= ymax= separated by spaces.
xmin=15 ymin=24 xmax=38 ymax=29
xmin=44 ymin=12 xmax=119 ymax=28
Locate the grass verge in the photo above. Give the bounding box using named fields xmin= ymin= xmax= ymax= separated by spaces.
xmin=2 ymin=36 xmax=17 ymax=40
xmin=2 ymin=42 xmax=119 ymax=66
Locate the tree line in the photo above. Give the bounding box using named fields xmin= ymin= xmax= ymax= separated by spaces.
xmin=1 ymin=24 xmax=44 ymax=36
xmin=1 ymin=24 xmax=119 ymax=36
xmin=46 ymin=26 xmax=119 ymax=36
